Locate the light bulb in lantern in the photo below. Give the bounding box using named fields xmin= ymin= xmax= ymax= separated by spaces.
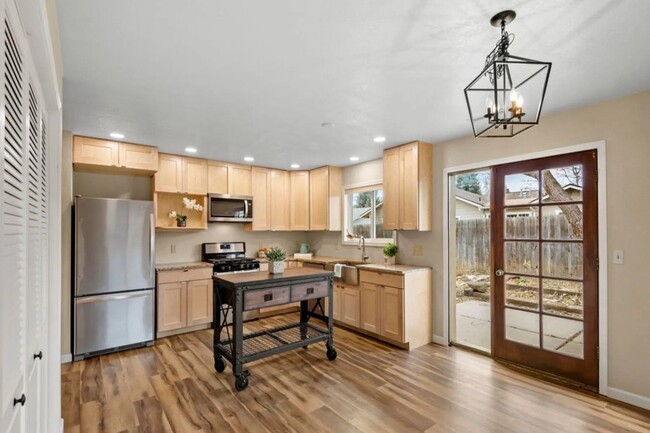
xmin=516 ymin=95 xmax=524 ymax=108
xmin=486 ymin=97 xmax=494 ymax=109
xmin=510 ymin=89 xmax=518 ymax=102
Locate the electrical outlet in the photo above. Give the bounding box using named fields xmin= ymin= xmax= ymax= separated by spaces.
xmin=612 ymin=250 xmax=624 ymax=265
xmin=170 ymin=244 xmax=176 ymax=254
xmin=412 ymin=245 xmax=423 ymax=256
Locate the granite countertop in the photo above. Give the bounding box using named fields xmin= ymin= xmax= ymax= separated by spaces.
xmin=155 ymin=261 xmax=213 ymax=271
xmin=356 ymin=263 xmax=431 ymax=275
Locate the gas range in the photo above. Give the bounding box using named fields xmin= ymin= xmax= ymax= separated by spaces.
xmin=202 ymin=242 xmax=260 ymax=276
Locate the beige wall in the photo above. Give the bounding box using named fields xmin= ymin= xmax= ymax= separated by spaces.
xmin=60 ymin=131 xmax=73 ymax=355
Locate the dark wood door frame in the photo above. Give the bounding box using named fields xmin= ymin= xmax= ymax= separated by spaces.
xmin=490 ymin=150 xmax=599 ymax=388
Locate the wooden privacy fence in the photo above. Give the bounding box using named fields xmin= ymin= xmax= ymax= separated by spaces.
xmin=455 ymin=215 xmax=583 ymax=278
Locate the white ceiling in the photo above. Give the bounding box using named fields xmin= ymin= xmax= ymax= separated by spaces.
xmin=57 ymin=0 xmax=650 ymax=169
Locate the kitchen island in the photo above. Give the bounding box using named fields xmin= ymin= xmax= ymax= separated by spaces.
xmin=213 ymin=267 xmax=336 ymax=390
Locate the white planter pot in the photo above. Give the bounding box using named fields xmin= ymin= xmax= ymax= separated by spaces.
xmin=270 ymin=260 xmax=285 ymax=274
xmin=384 ymin=256 xmax=396 ymax=265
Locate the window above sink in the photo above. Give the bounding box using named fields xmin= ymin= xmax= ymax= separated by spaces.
xmin=342 ymin=183 xmax=395 ymax=247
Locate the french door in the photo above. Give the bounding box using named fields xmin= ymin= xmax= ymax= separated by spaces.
xmin=492 ymin=150 xmax=598 ymax=387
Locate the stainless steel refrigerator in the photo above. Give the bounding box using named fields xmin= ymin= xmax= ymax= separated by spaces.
xmin=73 ymin=197 xmax=155 ymax=360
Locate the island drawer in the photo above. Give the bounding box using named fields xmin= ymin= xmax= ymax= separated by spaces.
xmin=244 ymin=286 xmax=290 ymax=310
xmin=291 ymin=280 xmax=328 ymax=302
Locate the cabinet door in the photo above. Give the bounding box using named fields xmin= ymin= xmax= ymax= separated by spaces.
xmin=270 ymin=169 xmax=290 ymax=231
xmin=251 ymin=167 xmax=271 ymax=231
xmin=118 ymin=143 xmax=158 ymax=171
xmin=155 ymin=154 xmax=183 ymax=193
xmin=399 ymin=143 xmax=419 ymax=230
xmin=73 ymin=136 xmax=119 ymax=167
xmin=380 ymin=286 xmax=404 ymax=342
xmin=341 ymin=286 xmax=360 ymax=327
xmin=158 ymin=282 xmax=186 ymax=332
xmin=360 ymin=282 xmax=379 ymax=333
xmin=290 ymin=171 xmax=310 ymax=230
xmin=309 ymin=166 xmax=328 ymax=230
xmin=186 ymin=279 xmax=213 ymax=327
xmin=229 ymin=164 xmax=252 ymax=196
xmin=382 ymin=147 xmax=400 ymax=230
xmin=332 ymin=284 xmax=342 ymax=321
xmin=183 ymin=157 xmax=208 ymax=194
xmin=207 ymin=161 xmax=229 ymax=194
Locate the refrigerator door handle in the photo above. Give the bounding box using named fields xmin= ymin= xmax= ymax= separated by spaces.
xmin=150 ymin=213 xmax=155 ymax=280
xmin=76 ymin=291 xmax=152 ymax=304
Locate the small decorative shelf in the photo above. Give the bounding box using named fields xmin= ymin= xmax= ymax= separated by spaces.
xmin=154 ymin=192 xmax=207 ymax=230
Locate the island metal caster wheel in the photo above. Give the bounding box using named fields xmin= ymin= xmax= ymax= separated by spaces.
xmin=215 ymin=358 xmax=226 ymax=373
xmin=326 ymin=346 xmax=337 ymax=361
xmin=235 ymin=375 xmax=249 ymax=391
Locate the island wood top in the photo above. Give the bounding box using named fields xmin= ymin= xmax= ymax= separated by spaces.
xmin=214 ymin=267 xmax=334 ymax=288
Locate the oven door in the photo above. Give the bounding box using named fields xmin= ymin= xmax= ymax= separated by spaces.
xmin=208 ymin=194 xmax=253 ymax=222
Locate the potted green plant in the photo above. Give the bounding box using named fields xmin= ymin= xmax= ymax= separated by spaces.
xmin=266 ymin=246 xmax=287 ymax=274
xmin=383 ymin=242 xmax=398 ymax=265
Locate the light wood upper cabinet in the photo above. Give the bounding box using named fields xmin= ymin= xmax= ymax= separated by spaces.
xmin=73 ymin=136 xmax=158 ymax=175
xmin=182 ymin=157 xmax=208 ymax=195
xmin=383 ymin=141 xmax=432 ymax=231
xmin=249 ymin=167 xmax=271 ymax=231
xmin=73 ymin=136 xmax=119 ymax=167
xmin=207 ymin=161 xmax=252 ymax=196
xmin=155 ymin=154 xmax=184 ymax=193
xmin=290 ymin=171 xmax=310 ymax=230
xmin=270 ymin=169 xmax=290 ymax=231
xmin=207 ymin=161 xmax=229 ymax=194
xmin=309 ymin=166 xmax=342 ymax=231
xmin=118 ymin=142 xmax=158 ymax=171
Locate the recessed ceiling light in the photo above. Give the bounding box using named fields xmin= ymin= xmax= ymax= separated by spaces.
xmin=349 ymin=156 xmax=360 ymax=162
xmin=185 ymin=147 xmax=197 ymax=153
xmin=373 ymin=136 xmax=386 ymax=143
xmin=321 ymin=122 xmax=335 ymax=128
xmin=244 ymin=156 xmax=255 ymax=162
xmin=109 ymin=132 xmax=125 ymax=139
xmin=290 ymin=163 xmax=300 ymax=169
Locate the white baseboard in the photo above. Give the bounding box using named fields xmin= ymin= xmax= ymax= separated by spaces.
xmin=60 ymin=353 xmax=72 ymax=364
xmin=60 ymin=418 xmax=64 ymax=433
xmin=432 ymin=335 xmax=448 ymax=346
xmin=608 ymin=387 xmax=650 ymax=410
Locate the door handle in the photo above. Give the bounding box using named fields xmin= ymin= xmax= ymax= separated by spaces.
xmin=495 ymin=269 xmax=505 ymax=277
xmin=13 ymin=394 xmax=26 ymax=407
xmin=33 ymin=351 xmax=43 ymax=360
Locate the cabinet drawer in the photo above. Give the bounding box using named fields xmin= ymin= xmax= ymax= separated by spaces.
xmin=359 ymin=270 xmax=403 ymax=288
xmin=157 ymin=267 xmax=213 ymax=284
xmin=291 ymin=280 xmax=328 ymax=302
xmin=244 ymin=286 xmax=290 ymax=310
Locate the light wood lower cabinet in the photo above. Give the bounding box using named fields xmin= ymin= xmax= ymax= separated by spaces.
xmin=379 ymin=285 xmax=404 ymax=342
xmin=360 ymin=282 xmax=379 ymax=333
xmin=156 ymin=267 xmax=213 ymax=338
xmin=340 ymin=284 xmax=360 ymax=328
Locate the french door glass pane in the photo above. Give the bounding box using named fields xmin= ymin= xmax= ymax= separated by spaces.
xmin=542 ymin=205 xmax=583 ymax=240
xmin=505 ymin=276 xmax=539 ymax=311
xmin=541 ymin=242 xmax=583 ymax=279
xmin=542 ymin=279 xmax=583 ymax=319
xmin=505 ymin=241 xmax=539 ymax=275
xmin=505 ymin=308 xmax=540 ymax=348
xmin=505 ymin=213 xmax=538 ymax=239
xmin=541 ymin=165 xmax=583 ymax=203
xmin=504 ymin=171 xmax=539 ymax=207
xmin=542 ymin=315 xmax=584 ymax=359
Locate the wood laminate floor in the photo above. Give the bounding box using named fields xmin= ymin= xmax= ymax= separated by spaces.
xmin=61 ymin=314 xmax=650 ymax=433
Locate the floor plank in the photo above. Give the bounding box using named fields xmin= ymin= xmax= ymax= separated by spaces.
xmin=62 ymin=314 xmax=650 ymax=433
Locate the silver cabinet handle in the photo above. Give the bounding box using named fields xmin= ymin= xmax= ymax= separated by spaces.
xmin=150 ymin=213 xmax=155 ymax=280
xmin=495 ymin=269 xmax=505 ymax=277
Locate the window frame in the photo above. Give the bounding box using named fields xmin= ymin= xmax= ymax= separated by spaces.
xmin=342 ymin=183 xmax=395 ymax=247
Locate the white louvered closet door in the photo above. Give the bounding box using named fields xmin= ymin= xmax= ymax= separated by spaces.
xmin=0 ymin=2 xmax=49 ymax=432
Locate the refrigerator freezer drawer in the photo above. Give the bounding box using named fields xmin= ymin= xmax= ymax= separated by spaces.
xmin=74 ymin=289 xmax=154 ymax=358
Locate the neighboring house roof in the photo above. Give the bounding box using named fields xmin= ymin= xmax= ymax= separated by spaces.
xmin=531 ymin=184 xmax=583 ymax=204
xmin=352 ymin=202 xmax=383 ymax=222
xmin=455 ymin=188 xmax=488 ymax=209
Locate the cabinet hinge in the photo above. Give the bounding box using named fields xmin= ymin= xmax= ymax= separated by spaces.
xmin=596 ymin=346 xmax=600 ymax=360
xmin=596 ymin=257 xmax=599 ymax=271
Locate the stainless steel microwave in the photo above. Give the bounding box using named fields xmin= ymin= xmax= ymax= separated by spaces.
xmin=208 ymin=194 xmax=253 ymax=222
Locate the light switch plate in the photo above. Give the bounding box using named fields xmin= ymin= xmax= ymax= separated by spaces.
xmin=170 ymin=244 xmax=176 ymax=254
xmin=612 ymin=250 xmax=624 ymax=264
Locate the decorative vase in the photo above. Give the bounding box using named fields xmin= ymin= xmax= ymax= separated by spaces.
xmin=177 ymin=219 xmax=187 ymax=228
xmin=384 ymin=256 xmax=396 ymax=265
xmin=269 ymin=260 xmax=285 ymax=274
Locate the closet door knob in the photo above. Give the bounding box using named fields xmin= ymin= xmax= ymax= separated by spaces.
xmin=13 ymin=394 xmax=26 ymax=406
xmin=34 ymin=351 xmax=43 ymax=360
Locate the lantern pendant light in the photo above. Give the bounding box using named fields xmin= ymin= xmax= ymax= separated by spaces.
xmin=464 ymin=10 xmax=552 ymax=138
